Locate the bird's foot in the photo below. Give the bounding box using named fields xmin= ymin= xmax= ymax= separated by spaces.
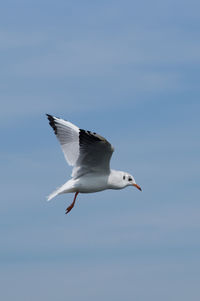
xmin=65 ymin=192 xmax=79 ymax=215
xmin=65 ymin=203 xmax=75 ymax=214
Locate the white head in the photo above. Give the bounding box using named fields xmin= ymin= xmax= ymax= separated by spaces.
xmin=108 ymin=170 xmax=142 ymax=191
xmin=122 ymin=172 xmax=142 ymax=191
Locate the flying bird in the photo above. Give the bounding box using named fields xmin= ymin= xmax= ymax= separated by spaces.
xmin=46 ymin=114 xmax=142 ymax=214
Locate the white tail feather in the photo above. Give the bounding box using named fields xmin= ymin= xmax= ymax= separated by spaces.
xmin=47 ymin=188 xmax=61 ymax=201
xmin=46 ymin=180 xmax=75 ymax=201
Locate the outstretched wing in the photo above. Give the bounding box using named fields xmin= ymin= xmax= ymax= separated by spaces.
xmin=46 ymin=114 xmax=114 ymax=178
xmin=46 ymin=114 xmax=79 ymax=166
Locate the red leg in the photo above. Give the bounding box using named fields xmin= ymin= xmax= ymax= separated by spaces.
xmin=65 ymin=192 xmax=79 ymax=215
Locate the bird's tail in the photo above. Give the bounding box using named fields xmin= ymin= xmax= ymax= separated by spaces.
xmin=46 ymin=180 xmax=75 ymax=201
xmin=47 ymin=187 xmax=61 ymax=201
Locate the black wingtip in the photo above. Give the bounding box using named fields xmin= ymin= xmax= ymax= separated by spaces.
xmin=46 ymin=113 xmax=52 ymax=121
xmin=46 ymin=114 xmax=57 ymax=135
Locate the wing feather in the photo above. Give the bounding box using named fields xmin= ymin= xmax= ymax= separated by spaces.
xmin=46 ymin=114 xmax=79 ymax=166
xmin=46 ymin=114 xmax=114 ymax=178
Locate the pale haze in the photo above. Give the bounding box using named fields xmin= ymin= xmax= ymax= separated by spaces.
xmin=1 ymin=1 xmax=200 ymax=300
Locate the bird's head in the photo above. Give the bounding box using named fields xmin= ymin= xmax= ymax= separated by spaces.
xmin=108 ymin=170 xmax=142 ymax=191
xmin=122 ymin=172 xmax=142 ymax=191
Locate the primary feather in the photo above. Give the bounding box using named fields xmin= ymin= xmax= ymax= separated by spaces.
xmin=46 ymin=114 xmax=114 ymax=178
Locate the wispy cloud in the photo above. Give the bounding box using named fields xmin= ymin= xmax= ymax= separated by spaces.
xmin=2 ymin=26 xmax=196 ymax=124
xmin=0 ymin=30 xmax=48 ymax=50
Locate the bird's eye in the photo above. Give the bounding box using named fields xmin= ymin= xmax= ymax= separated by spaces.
xmin=123 ymin=175 xmax=125 ymax=180
xmin=128 ymin=177 xmax=132 ymax=182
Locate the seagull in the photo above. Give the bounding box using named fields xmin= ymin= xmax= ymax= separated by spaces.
xmin=46 ymin=114 xmax=142 ymax=214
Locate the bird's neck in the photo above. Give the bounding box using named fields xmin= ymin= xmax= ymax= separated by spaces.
xmin=108 ymin=169 xmax=125 ymax=190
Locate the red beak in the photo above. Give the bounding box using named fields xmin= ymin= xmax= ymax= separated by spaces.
xmin=133 ymin=183 xmax=142 ymax=191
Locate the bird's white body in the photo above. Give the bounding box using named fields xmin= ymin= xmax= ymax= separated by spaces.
xmin=73 ymin=173 xmax=110 ymax=193
xmin=46 ymin=114 xmax=141 ymax=213
xmin=48 ymin=169 xmax=137 ymax=200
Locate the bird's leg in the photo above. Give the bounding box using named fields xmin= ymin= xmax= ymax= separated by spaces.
xmin=65 ymin=192 xmax=79 ymax=215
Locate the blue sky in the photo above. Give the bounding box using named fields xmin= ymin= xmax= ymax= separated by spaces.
xmin=1 ymin=0 xmax=200 ymax=300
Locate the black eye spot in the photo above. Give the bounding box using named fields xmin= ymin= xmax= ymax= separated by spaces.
xmin=123 ymin=175 xmax=125 ymax=180
xmin=128 ymin=177 xmax=132 ymax=182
